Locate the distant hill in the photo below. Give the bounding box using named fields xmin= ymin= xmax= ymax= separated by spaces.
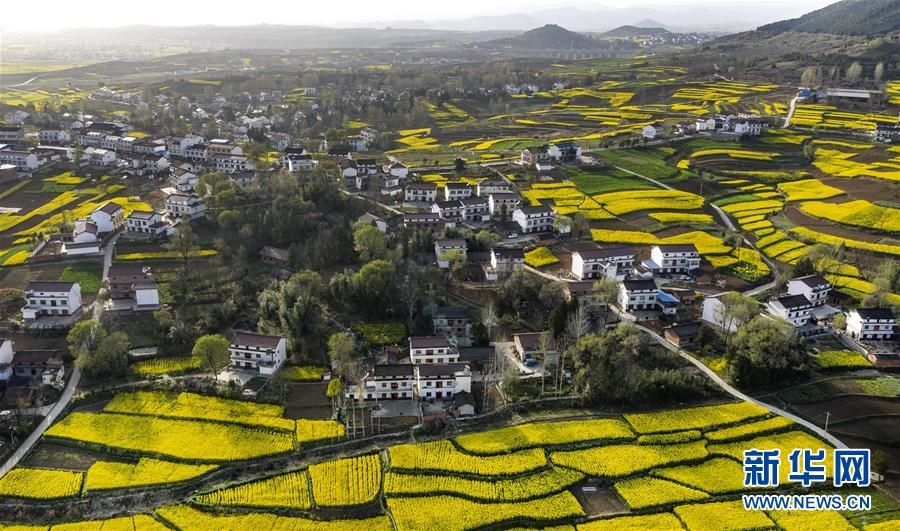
xmin=757 ymin=0 xmax=900 ymax=36
xmin=494 ymin=24 xmax=601 ymax=49
xmin=634 ymin=19 xmax=668 ymax=30
xmin=603 ymin=25 xmax=673 ymax=38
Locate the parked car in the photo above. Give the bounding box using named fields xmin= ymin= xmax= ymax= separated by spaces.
xmin=507 ymin=232 xmax=519 ymax=239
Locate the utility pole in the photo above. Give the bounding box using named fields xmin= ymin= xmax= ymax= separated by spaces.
xmin=824 ymin=411 xmax=831 ymax=433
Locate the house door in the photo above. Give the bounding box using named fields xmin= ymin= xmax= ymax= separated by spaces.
xmin=245 ymin=362 xmax=252 ymax=369
xmin=435 ymin=392 xmax=442 ymax=398
xmin=391 ymin=393 xmax=398 ymax=399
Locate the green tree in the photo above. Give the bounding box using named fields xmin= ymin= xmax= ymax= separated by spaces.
xmin=353 ymin=223 xmax=388 ymax=262
xmin=192 ymin=334 xmax=231 ymax=379
xmin=78 ymin=332 xmax=130 ymax=380
xmin=0 ymin=288 xmax=24 ymax=319
xmin=726 ymin=316 xmax=807 ymax=388
xmin=712 ymin=292 xmax=759 ymax=348
xmin=474 ymin=230 xmax=500 ymax=251
xmin=327 ymin=332 xmax=356 ymax=366
xmin=593 ymin=277 xmax=620 ymax=329
xmin=353 ymin=260 xmax=398 ymax=316
xmin=791 ymin=256 xmax=816 ymax=278
xmin=67 ymin=320 xmax=107 ymax=360
xmin=453 ymin=157 xmax=466 ymax=174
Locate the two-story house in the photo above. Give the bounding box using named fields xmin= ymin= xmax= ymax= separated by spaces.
xmin=571 ymin=247 xmax=635 ymax=281
xmin=89 ymin=201 xmax=125 ymax=234
xmin=22 ymin=281 xmax=82 ymax=323
xmin=126 ymin=210 xmax=168 ymax=236
xmin=165 ymin=193 xmax=206 ymax=220
xmin=404 ymin=182 xmax=438 ymax=203
xmin=512 ymin=205 xmax=554 ymax=234
xmin=461 ymin=197 xmax=490 ymax=223
xmin=432 ymin=200 xmax=464 ymax=226
xmin=0 ymin=150 xmax=38 ymax=171
xmin=766 ymin=295 xmax=814 ymax=328
xmin=416 ymin=363 xmax=472 ymax=400
xmin=403 ymin=212 xmax=445 ymax=231
xmin=409 ymin=336 xmax=458 ymax=364
xmin=444 ymin=182 xmax=473 ymax=201
xmin=846 ymin=308 xmax=896 ymax=341
xmin=488 ymin=192 xmax=520 ymax=218
xmin=563 ymin=281 xmax=603 ymax=313
xmin=548 ymin=141 xmax=581 ymax=162
xmin=346 ymin=364 xmax=416 ymax=401
xmin=476 ymin=180 xmax=511 ymax=197
xmin=229 ymin=331 xmax=287 ymax=376
xmin=490 ymin=248 xmax=525 ymax=275
xmin=432 ymin=307 xmax=472 ymax=347
xmin=650 ymin=244 xmax=701 ymax=274
xmin=618 ymin=279 xmax=658 ymax=312
xmin=786 ymin=275 xmax=831 ymax=307
xmin=435 ymin=239 xmax=467 ymax=268
xmin=513 ymin=332 xmax=557 ymax=362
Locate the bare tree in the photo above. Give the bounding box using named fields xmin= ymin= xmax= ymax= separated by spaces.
xmin=874 ymin=62 xmax=884 ymax=85
xmin=482 ymin=298 xmax=497 ymax=343
xmin=846 ymin=62 xmax=863 ymax=84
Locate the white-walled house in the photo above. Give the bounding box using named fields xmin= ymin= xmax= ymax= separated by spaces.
xmin=444 ymin=182 xmax=473 ymax=201
xmin=409 ymin=336 xmax=458 ymax=364
xmin=404 ymin=182 xmax=438 ymax=202
xmin=0 ymin=339 xmax=13 ymax=381
xmin=642 ymin=123 xmax=665 ymax=140
xmin=357 ymin=213 xmax=387 ymax=233
xmin=0 ymin=150 xmax=38 ymax=171
xmin=432 ymin=307 xmax=472 ymax=347
xmin=650 ymin=244 xmax=700 ymax=274
xmin=435 ymin=239 xmax=467 ymax=268
xmin=786 ymin=275 xmax=831 ymax=307
xmin=127 ymin=211 xmax=168 ymax=235
xmin=766 ymin=295 xmax=814 ymax=328
xmin=385 ymin=162 xmax=409 ymax=179
xmin=89 ymin=201 xmax=125 ymax=233
xmin=846 ymin=308 xmax=896 ymax=341
xmin=417 ymin=363 xmax=472 ymax=400
xmin=345 ymin=363 xmax=472 ymax=401
xmin=229 ymin=331 xmax=287 ymax=376
xmin=165 ymin=193 xmax=206 ymax=220
xmin=39 ymin=130 xmax=71 ymax=145
xmin=490 ymin=248 xmax=525 ymax=275
xmin=22 ymin=281 xmax=82 ymax=323
xmin=477 ymin=180 xmax=511 ymax=197
xmin=488 ymin=192 xmax=520 ymax=217
xmin=571 ymin=247 xmax=634 ymax=281
xmin=512 ymin=205 xmax=554 ymax=234
xmin=134 ymin=280 xmax=160 ymax=310
xmin=618 ymin=279 xmax=658 ymax=312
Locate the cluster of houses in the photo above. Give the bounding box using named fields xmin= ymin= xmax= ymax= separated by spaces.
xmin=643 ymin=113 xmax=764 ymax=141
xmin=519 ymin=141 xmax=583 ymax=172
xmin=0 ymin=338 xmax=65 ymax=402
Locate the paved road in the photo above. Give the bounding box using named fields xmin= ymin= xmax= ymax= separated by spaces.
xmin=0 ymin=233 xmax=121 ymax=479
xmin=783 ymin=96 xmax=800 ymax=128
xmin=632 ymin=321 xmax=848 ymax=449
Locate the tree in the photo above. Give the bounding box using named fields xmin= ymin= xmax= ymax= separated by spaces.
xmin=833 ymin=312 xmax=847 ymax=331
xmin=327 ymin=332 xmax=356 ymax=367
xmin=192 ymin=334 xmax=231 ymax=379
xmin=453 ymin=157 xmax=466 ymax=174
xmin=845 ymin=61 xmax=863 ymax=84
xmin=353 ymin=224 xmax=387 ymax=262
xmin=800 ymin=65 xmax=822 ymax=88
xmin=554 ymin=215 xmax=572 ymax=234
xmin=726 ymin=316 xmax=807 ymax=388
xmin=792 ymin=256 xmax=816 ymax=278
xmin=67 ymin=320 xmax=107 ymax=360
xmin=874 ymin=62 xmax=884 ymax=85
xmin=353 ymin=260 xmax=398 ymax=315
xmin=0 ymin=288 xmax=24 ymax=319
xmin=869 ymin=260 xmax=899 ymax=307
xmin=78 ymin=332 xmax=130 ymax=380
xmin=474 ymin=230 xmax=500 ymax=251
xmin=713 ymin=292 xmax=759 ymax=348
xmin=593 ymin=277 xmax=620 ymax=329
xmin=802 ymin=142 xmax=817 ymax=163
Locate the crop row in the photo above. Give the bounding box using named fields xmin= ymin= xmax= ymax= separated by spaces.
xmin=195 ymin=470 xmax=311 ymax=509
xmin=388 ymin=440 xmax=546 ymax=476
xmin=454 ymin=418 xmax=633 ymax=455
xmin=309 ymin=454 xmax=382 ymax=507
xmin=85 ymin=458 xmax=216 ymax=491
xmin=384 ymin=466 xmax=583 ymax=502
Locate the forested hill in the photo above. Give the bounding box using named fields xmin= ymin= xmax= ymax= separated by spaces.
xmin=757 ymin=0 xmax=900 ymax=36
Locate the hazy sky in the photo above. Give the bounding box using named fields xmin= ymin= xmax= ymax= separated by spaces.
xmin=2 ymin=0 xmax=835 ymax=32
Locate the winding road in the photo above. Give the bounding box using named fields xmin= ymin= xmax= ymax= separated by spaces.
xmin=0 ymin=234 xmax=121 ymax=479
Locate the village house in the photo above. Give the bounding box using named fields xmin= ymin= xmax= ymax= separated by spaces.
xmin=432 ymin=200 xmax=464 ymax=226
xmin=434 ymin=239 xmax=467 ymax=268
xmin=229 ymin=331 xmax=288 ymax=376
xmin=846 ymin=308 xmax=896 ymax=342
xmin=22 ymin=281 xmax=83 ymax=324
xmin=432 ymin=307 xmax=473 ymax=347
xmin=618 ymin=279 xmax=659 ymax=313
xmin=786 ymin=275 xmax=832 ymax=307
xmin=733 ymin=118 xmax=762 ymax=136
xmin=664 ymin=322 xmax=702 ymax=347
xmin=126 ymin=211 xmax=167 ymax=236
xmin=12 ymin=350 xmax=64 ymax=385
xmin=384 ymin=161 xmax=409 ymax=179
xmin=357 ymin=213 xmax=387 ymax=233
xmin=873 ymin=124 xmax=899 ymax=143
xmin=356 ymin=158 xmax=379 ymax=175
xmin=490 ymin=248 xmax=525 ymax=275
xmin=642 ymin=123 xmax=665 ymax=140
xmin=417 ymin=363 xmax=472 ymax=400
xmin=403 ymin=212 xmax=445 ymax=231
xmin=258 ymin=245 xmax=291 ymax=268
xmin=131 ymin=154 xmax=169 ymax=174
xmin=167 ymin=135 xmax=204 ymax=157
xmin=404 ymin=182 xmax=438 ymax=203
xmin=766 ymin=294 xmax=815 ymax=328
xmin=281 ymin=148 xmax=318 ymax=172
xmin=488 ymin=192 xmax=521 ymax=218
xmin=0 ymin=339 xmax=12 ymax=381
xmin=443 ymin=182 xmax=473 ymax=201
xmin=512 ymin=205 xmax=555 ymax=234
xmin=211 ymin=155 xmax=253 ymax=173
xmin=170 ymin=166 xmax=199 ymax=192
xmin=513 ymin=332 xmax=557 ymax=362
xmin=89 ymin=202 xmax=125 ymax=234
xmin=548 ymin=141 xmax=581 ymax=162
xmin=461 ymin=197 xmax=490 ymax=223
xmin=165 ymin=193 xmax=206 ymax=220
xmin=84 ymin=147 xmax=116 ymax=166
xmin=476 ymin=180 xmax=511 ymax=197
xmin=339 ymin=159 xmax=358 ymax=179
xmin=347 ymin=137 xmax=366 ymax=152
xmin=520 ymin=146 xmax=552 ymax=167
xmin=38 ymin=130 xmax=71 ymax=145
xmin=650 ymin=244 xmax=701 ymax=274
xmin=563 ymin=281 xmax=603 ymax=313
xmin=0 ymin=150 xmax=38 ymax=171
xmin=409 ymin=336 xmax=459 ymax=364
xmin=106 ymin=265 xmax=159 ymax=310
xmin=0 ymin=126 xmax=23 ymax=144
xmin=571 ymin=247 xmax=635 ymax=281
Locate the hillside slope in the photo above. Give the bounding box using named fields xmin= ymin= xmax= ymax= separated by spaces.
xmin=758 ymin=0 xmax=900 ymax=36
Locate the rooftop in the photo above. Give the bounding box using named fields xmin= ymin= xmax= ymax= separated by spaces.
xmin=24 ymin=281 xmax=76 ymax=292
xmin=409 ymin=336 xmax=450 ymax=349
xmin=231 ymin=330 xmax=283 ymax=349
